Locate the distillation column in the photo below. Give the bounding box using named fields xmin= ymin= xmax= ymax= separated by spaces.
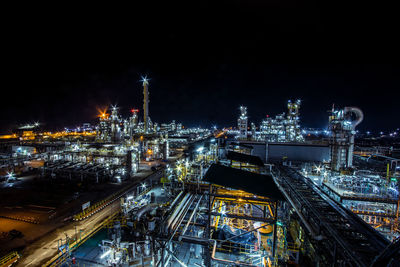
xmin=238 ymin=106 xmax=248 ymax=139
xmin=329 ymin=106 xmax=363 ymax=171
xmin=142 ymin=77 xmax=150 ymax=133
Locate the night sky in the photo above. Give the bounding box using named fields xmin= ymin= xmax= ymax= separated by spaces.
xmin=2 ymin=2 xmax=399 ymax=132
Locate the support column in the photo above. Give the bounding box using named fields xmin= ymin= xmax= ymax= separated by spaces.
xmin=272 ymin=201 xmax=279 ymax=259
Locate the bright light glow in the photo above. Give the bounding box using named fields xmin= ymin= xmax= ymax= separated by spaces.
xmin=140 ymin=75 xmax=150 ymax=85
xmin=142 ymin=183 xmax=146 ymax=189
xmin=197 ymin=147 xmax=204 ymax=152
xmin=127 ymin=196 xmax=133 ymax=200
xmin=315 ymin=166 xmax=321 ymax=173
xmin=100 ymin=249 xmax=112 ymax=259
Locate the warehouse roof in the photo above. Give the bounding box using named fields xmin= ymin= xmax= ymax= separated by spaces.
xmin=229 ymin=142 xmax=254 ymax=149
xmin=204 ymin=164 xmax=285 ymax=201
xmin=227 ymin=151 xmax=264 ymax=166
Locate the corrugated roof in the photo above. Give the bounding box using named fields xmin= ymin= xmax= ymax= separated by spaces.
xmin=230 ymin=142 xmax=254 ymax=149
xmin=227 ymin=151 xmax=264 ymax=166
xmin=204 ymin=164 xmax=285 ymax=201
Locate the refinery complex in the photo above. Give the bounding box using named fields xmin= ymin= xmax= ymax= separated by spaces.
xmin=0 ymin=77 xmax=399 ymax=267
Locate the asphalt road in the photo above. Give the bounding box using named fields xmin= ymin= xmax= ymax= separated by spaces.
xmin=16 ymin=170 xmax=160 ymax=267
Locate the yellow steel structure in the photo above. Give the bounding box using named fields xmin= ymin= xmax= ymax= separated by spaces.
xmin=0 ymin=251 xmax=20 ymax=267
xmin=0 ymin=134 xmax=17 ymax=139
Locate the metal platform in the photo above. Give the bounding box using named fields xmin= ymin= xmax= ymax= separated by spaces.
xmin=272 ymin=165 xmax=399 ymax=266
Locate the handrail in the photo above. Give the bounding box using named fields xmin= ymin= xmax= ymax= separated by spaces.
xmin=42 ymin=210 xmax=120 ymax=267
xmin=0 ymin=251 xmax=20 ymax=267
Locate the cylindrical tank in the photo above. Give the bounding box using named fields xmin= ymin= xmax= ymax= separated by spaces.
xmin=254 ymin=222 xmax=273 ymax=251
xmin=258 ymin=223 xmax=273 ymax=235
xmin=148 ymin=217 xmax=156 ymax=231
xmin=144 ymin=236 xmax=150 ymax=256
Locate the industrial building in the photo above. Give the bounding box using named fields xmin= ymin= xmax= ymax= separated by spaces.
xmin=0 ymin=79 xmax=399 ymax=267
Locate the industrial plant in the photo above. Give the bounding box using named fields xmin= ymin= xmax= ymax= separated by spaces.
xmin=0 ymin=76 xmax=399 ymax=267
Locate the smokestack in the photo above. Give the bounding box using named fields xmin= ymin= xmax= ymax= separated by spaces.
xmin=142 ymin=76 xmax=149 ymax=133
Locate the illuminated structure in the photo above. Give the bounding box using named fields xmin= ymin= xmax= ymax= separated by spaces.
xmin=259 ymin=100 xmax=304 ymax=142
xmin=237 ymin=106 xmax=248 ymax=139
xmin=329 ymin=105 xmax=363 ymax=171
xmin=128 ymin=109 xmax=139 ymax=136
xmin=142 ymin=76 xmax=150 ymax=133
xmin=6 ymin=90 xmax=399 ymax=267
xmin=285 ymin=99 xmax=302 ymax=142
xmin=97 ymin=110 xmax=111 ymax=142
xmin=110 ymin=105 xmax=121 ymax=142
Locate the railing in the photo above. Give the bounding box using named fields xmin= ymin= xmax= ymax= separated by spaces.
xmin=0 ymin=215 xmax=39 ymax=224
xmin=286 ymin=242 xmax=300 ymax=252
xmin=43 ymin=210 xmax=120 ymax=267
xmin=73 ymin=182 xmax=147 ymax=221
xmin=324 ymin=182 xmax=398 ymax=201
xmin=0 ymin=251 xmax=20 ymax=267
xmin=216 ymin=240 xmax=258 ymax=254
xmin=43 ymin=184 xmax=154 ymax=266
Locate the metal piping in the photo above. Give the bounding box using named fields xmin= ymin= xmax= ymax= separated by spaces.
xmin=167 ymin=193 xmax=190 ymax=229
xmin=344 ymin=106 xmax=364 ymax=128
xmin=165 ymin=247 xmax=187 ymax=267
xmin=169 ymin=194 xmax=194 ymax=232
xmin=135 ymin=203 xmax=159 ymax=221
xmin=179 ymin=195 xmax=203 ymax=240
xmin=169 ymin=191 xmax=184 ymax=211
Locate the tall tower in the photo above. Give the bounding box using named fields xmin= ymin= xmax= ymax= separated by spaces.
xmin=286 ymin=99 xmax=303 ymax=142
xmin=238 ymin=106 xmax=248 ymax=139
xmin=129 ymin=109 xmax=139 ymax=136
xmin=141 ymin=76 xmax=150 ymax=133
xmin=329 ymin=106 xmax=363 ymax=171
xmin=110 ymin=105 xmax=120 ymax=142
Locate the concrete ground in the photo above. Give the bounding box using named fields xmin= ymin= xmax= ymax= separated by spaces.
xmin=14 ymin=169 xmax=157 ymax=267
xmin=60 ymin=185 xmax=169 ymax=267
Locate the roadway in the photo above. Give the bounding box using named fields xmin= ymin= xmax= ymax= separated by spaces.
xmin=16 ymin=169 xmax=164 ymax=267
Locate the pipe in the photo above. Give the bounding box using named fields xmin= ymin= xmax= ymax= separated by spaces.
xmin=136 ymin=203 xmax=159 ymax=221
xmin=167 ymin=193 xmax=190 ymax=229
xmin=165 ymin=247 xmax=187 ymax=267
xmin=169 ymin=191 xmax=184 ymax=211
xmin=169 ymin=194 xmax=194 ymax=232
xmin=344 ymin=106 xmax=363 ymax=128
xmin=179 ymin=195 xmax=203 ymax=240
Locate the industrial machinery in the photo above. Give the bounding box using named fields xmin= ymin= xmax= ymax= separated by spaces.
xmin=259 ymin=100 xmax=304 ymax=142
xmin=329 ymin=106 xmax=364 ymax=171
xmin=238 ymin=106 xmax=248 ymax=139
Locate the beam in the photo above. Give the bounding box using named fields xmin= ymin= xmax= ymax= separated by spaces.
xmin=210 ymin=194 xmax=274 ymax=205
xmin=209 ymin=212 xmax=275 ymax=223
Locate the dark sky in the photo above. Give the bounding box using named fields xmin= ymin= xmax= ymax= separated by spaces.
xmin=2 ymin=2 xmax=399 ymax=132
